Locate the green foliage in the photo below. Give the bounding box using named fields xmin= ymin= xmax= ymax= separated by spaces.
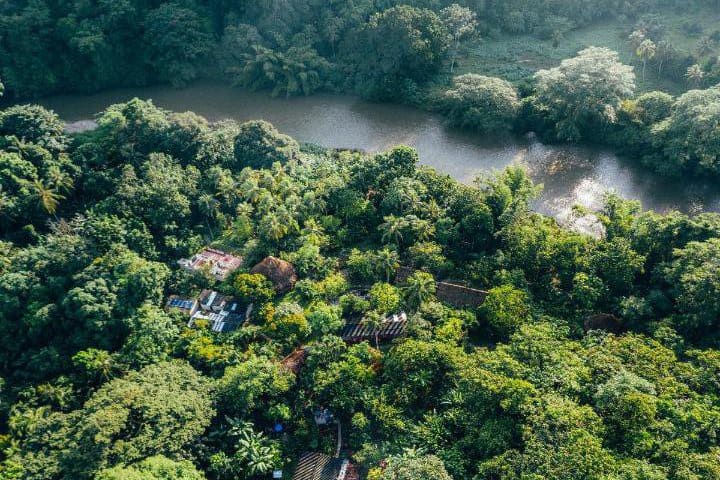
xmin=402 ymin=271 xmax=437 ymax=309
xmin=232 ymin=121 xmax=299 ymax=170
xmin=1 ymin=97 xmax=720 ymax=480
xmin=664 ymin=238 xmax=720 ymax=338
xmin=346 ymin=5 xmax=450 ymax=99
xmin=142 ymin=3 xmax=212 ymax=87
xmin=229 ymin=45 xmax=331 ymax=97
xmin=218 ymin=355 xmax=293 ymax=420
xmin=232 ymin=273 xmax=275 ymax=304
xmin=480 ymin=285 xmax=531 ymax=338
xmin=651 ymin=85 xmax=720 ymax=175
xmin=441 ymin=74 xmax=520 ymax=132
xmin=17 ymin=361 xmax=213 ymax=479
xmin=380 ymin=452 xmax=453 ymax=480
xmin=347 ymin=248 xmax=400 ymax=284
xmin=0 ymin=105 xmax=67 ymax=152
xmin=368 ymin=282 xmax=401 ymax=314
xmin=95 ymin=456 xmax=206 ymax=480
xmin=209 ymin=421 xmax=280 ymax=479
xmin=532 ymin=47 xmax=636 ymax=141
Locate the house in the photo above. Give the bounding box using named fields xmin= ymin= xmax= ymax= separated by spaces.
xmin=341 ymin=312 xmax=408 ymax=344
xmin=165 ymin=296 xmax=199 ymax=316
xmin=281 ymin=347 xmax=308 ymax=375
xmin=178 ymin=248 xmax=243 ymax=281
xmin=435 ymin=281 xmax=488 ymax=308
xmin=395 ymin=266 xmax=488 ymax=309
xmin=291 ymin=452 xmax=359 ymax=480
xmin=250 ymin=256 xmax=298 ymax=292
xmin=187 ymin=289 xmax=253 ymax=333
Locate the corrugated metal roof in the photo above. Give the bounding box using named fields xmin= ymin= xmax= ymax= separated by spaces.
xmin=292 ymin=453 xmax=348 ymax=480
xmin=341 ymin=313 xmax=407 ymax=343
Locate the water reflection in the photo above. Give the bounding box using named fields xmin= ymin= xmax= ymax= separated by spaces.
xmin=31 ymin=81 xmax=720 ymax=226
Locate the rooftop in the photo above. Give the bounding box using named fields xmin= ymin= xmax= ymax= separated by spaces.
xmin=292 ymin=453 xmax=358 ymax=480
xmin=178 ymin=248 xmax=243 ymax=281
xmin=166 ymin=296 xmax=198 ymax=313
xmin=341 ymin=312 xmax=407 ymax=344
xmin=186 ymin=289 xmax=253 ymax=333
xmin=281 ymin=347 xmax=308 ymax=375
xmin=250 ymin=256 xmax=298 ymax=292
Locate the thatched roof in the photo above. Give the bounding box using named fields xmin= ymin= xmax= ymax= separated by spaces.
xmin=584 ymin=313 xmax=623 ymax=333
xmin=251 ymin=256 xmax=298 ymax=292
xmin=281 ymin=347 xmax=308 ymax=375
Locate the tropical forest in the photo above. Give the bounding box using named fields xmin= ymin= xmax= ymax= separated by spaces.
xmin=1 ymin=1 xmax=720 ymax=480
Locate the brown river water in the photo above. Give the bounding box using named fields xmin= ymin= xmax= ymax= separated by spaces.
xmin=26 ymin=81 xmax=720 ymax=233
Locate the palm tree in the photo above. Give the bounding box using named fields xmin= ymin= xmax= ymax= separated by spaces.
xmin=377 ymin=248 xmax=400 ymax=283
xmin=215 ymin=174 xmax=238 ymax=207
xmin=302 ymin=218 xmax=325 ymax=240
xmin=655 ymin=40 xmax=673 ymax=75
xmin=362 ymin=310 xmax=385 ymax=349
xmin=241 ymin=178 xmax=262 ymax=204
xmin=198 ymin=193 xmax=220 ymax=236
xmin=636 ymin=39 xmax=656 ymax=82
xmin=697 ymin=36 xmax=715 ymax=57
xmin=686 ymin=64 xmax=705 ymax=87
xmin=263 ymin=213 xmax=289 ymax=243
xmin=402 ymin=272 xmax=436 ymax=309
xmin=628 ymin=29 xmax=646 ymax=49
xmin=32 ymin=179 xmax=64 ymax=216
xmin=379 ymin=215 xmax=406 ymax=246
xmin=234 ymin=44 xmax=329 ymax=98
xmin=46 ymin=165 xmax=73 ymax=193
xmin=409 ymin=217 xmax=433 ymax=242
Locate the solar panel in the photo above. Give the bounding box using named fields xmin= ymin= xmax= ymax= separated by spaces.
xmin=170 ymin=298 xmax=194 ymax=309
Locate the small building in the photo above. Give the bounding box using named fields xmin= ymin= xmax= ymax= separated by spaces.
xmin=395 ymin=266 xmax=488 ymax=309
xmin=187 ymin=289 xmax=253 ymax=333
xmin=178 ymin=248 xmax=243 ymax=281
xmin=435 ymin=281 xmax=488 ymax=309
xmin=250 ymin=256 xmax=298 ymax=293
xmin=341 ymin=312 xmax=408 ymax=344
xmin=281 ymin=347 xmax=308 ymax=375
xmin=291 ymin=453 xmax=358 ymax=480
xmin=166 ymin=296 xmax=199 ymax=316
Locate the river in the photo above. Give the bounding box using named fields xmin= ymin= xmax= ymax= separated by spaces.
xmin=28 ymin=81 xmax=720 ymax=232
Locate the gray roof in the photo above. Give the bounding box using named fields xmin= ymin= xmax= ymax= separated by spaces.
xmin=341 ymin=313 xmax=407 ymax=343
xmin=292 ymin=453 xmax=348 ymax=480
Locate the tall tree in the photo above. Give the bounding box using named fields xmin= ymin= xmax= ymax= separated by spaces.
xmin=532 ymin=47 xmax=636 ymax=141
xmin=441 ymin=4 xmax=478 ymax=73
xmin=636 ymin=39 xmax=656 ymax=82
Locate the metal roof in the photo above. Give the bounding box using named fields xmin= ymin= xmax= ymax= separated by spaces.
xmin=341 ymin=313 xmax=407 ymax=343
xmin=292 ymin=453 xmax=348 ymax=480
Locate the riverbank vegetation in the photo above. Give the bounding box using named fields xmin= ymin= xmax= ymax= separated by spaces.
xmin=2 ymin=1 xmax=719 ymax=178
xmin=2 ymin=96 xmax=720 ymax=479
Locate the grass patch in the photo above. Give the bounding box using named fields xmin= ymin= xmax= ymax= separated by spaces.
xmin=434 ymin=6 xmax=720 ymax=96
